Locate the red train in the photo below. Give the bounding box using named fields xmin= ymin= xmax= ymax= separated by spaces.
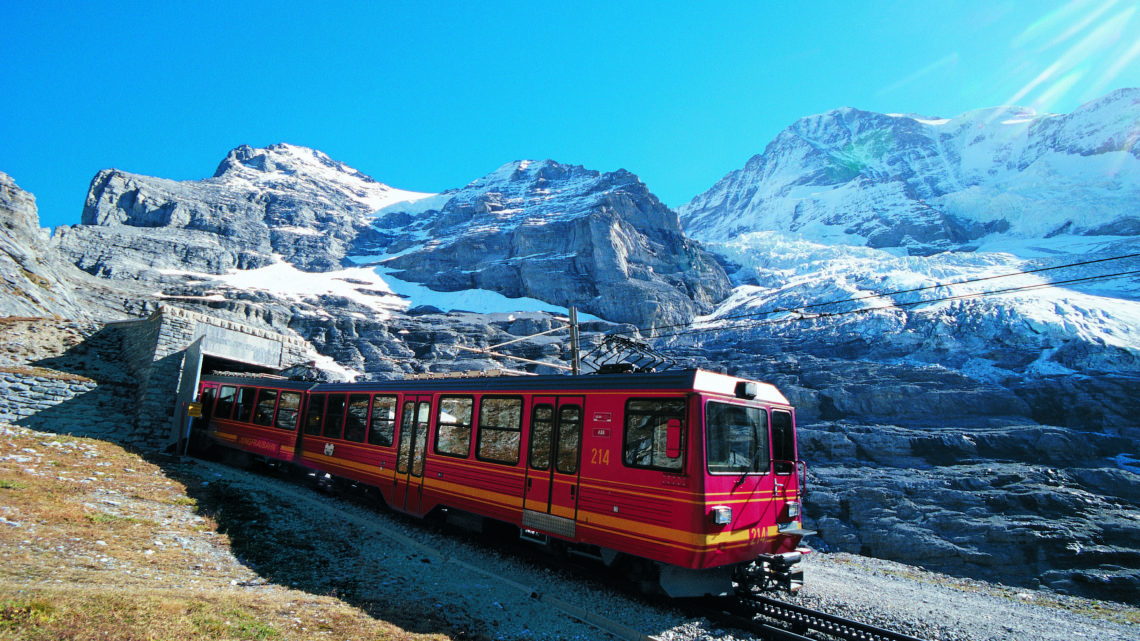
xmin=192 ymin=369 xmax=811 ymax=597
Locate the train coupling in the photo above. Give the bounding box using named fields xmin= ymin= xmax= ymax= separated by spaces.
xmin=738 ymin=551 xmax=805 ymax=593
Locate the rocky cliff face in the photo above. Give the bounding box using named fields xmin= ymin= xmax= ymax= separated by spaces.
xmin=0 ymin=172 xmax=138 ymax=319
xmin=361 ymin=160 xmax=731 ymax=329
xmin=55 ymin=147 xmax=727 ymax=331
xmin=56 ymin=143 xmax=434 ymax=277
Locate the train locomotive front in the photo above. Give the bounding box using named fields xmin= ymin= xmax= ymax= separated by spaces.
xmin=192 ymin=369 xmax=811 ymax=598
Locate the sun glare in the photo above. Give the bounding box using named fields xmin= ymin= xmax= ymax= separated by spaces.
xmin=1001 ymin=0 xmax=1140 ymax=116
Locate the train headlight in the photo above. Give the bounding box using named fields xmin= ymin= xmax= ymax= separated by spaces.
xmin=711 ymin=505 xmax=732 ymax=525
xmin=787 ymin=502 xmax=800 ymax=518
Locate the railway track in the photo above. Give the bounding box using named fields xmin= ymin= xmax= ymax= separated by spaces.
xmin=687 ymin=591 xmax=929 ymax=641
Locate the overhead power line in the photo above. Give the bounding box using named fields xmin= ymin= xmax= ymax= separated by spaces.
xmin=615 ymin=252 xmax=1140 ymax=340
xmin=645 ymin=267 xmax=1140 ymax=343
xmin=459 ymin=253 xmax=1140 ymax=367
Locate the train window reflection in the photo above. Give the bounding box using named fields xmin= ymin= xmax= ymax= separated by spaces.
xmin=252 ymin=389 xmax=278 ymax=427
xmin=528 ymin=405 xmax=554 ymax=470
xmin=324 ymin=394 xmax=346 ymax=439
xmin=304 ymin=394 xmax=325 ymax=435
xmin=623 ymin=398 xmax=686 ymax=471
xmin=706 ymin=402 xmax=769 ymax=475
xmin=344 ymin=394 xmax=370 ymax=443
xmin=368 ymin=396 xmax=398 ymax=447
xmin=555 ymin=405 xmax=582 ymax=474
xmin=436 ymin=396 xmax=473 ymax=458
xmin=275 ymin=392 xmax=301 ymax=431
xmin=216 ymin=386 xmax=237 ymax=420
xmin=477 ymin=397 xmax=522 ymax=464
xmin=235 ymin=387 xmax=257 ymax=423
xmin=771 ymin=410 xmax=795 ymax=474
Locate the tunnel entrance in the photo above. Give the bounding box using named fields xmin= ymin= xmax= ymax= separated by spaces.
xmin=106 ymin=305 xmax=312 ymax=450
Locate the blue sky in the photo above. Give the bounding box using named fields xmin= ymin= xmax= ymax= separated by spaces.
xmin=3 ymin=1 xmax=1139 ymax=228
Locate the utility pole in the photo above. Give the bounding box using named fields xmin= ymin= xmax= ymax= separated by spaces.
xmin=570 ymin=306 xmax=581 ymax=375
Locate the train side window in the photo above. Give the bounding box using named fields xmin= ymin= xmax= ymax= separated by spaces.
xmin=215 ymin=386 xmax=237 ymax=420
xmin=397 ymin=401 xmax=415 ymax=474
xmin=235 ymin=387 xmax=258 ymax=423
xmin=304 ymin=394 xmax=326 ymax=435
xmin=556 ymin=405 xmax=583 ymax=475
xmin=771 ymin=410 xmax=795 ymax=474
xmin=275 ymin=392 xmax=302 ymax=431
xmin=435 ymin=396 xmax=473 ymax=458
xmin=476 ymin=396 xmax=522 ymax=464
xmin=324 ymin=394 xmax=347 ymax=439
xmin=623 ymin=398 xmax=686 ymax=472
xmin=344 ymin=394 xmax=370 ymax=443
xmin=368 ymin=395 xmax=398 ymax=447
xmin=412 ymin=401 xmax=430 ymax=476
xmin=706 ymin=402 xmax=768 ymax=474
xmin=528 ymin=404 xmax=554 ymax=470
xmin=252 ymin=389 xmax=279 ymax=427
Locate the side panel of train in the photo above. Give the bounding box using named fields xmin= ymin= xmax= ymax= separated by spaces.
xmin=195 ymin=379 xmax=311 ymax=460
xmin=193 ymin=371 xmax=808 ymax=596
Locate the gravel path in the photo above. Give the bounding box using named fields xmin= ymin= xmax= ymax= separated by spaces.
xmin=184 ymin=458 xmax=1139 ymax=641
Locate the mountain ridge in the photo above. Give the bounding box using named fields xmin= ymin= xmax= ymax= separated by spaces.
xmin=680 ymin=88 xmax=1140 ymax=255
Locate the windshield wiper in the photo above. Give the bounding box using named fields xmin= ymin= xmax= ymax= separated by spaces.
xmin=735 ymin=445 xmax=765 ymax=487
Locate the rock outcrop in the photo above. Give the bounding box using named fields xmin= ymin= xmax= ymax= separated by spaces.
xmin=0 ymin=172 xmax=137 ymax=319
xmin=56 ymin=148 xmax=728 ymax=331
xmin=680 ymin=88 xmax=1140 ymax=255
xmin=56 ymin=143 xmax=434 ymax=277
xmin=362 ymin=160 xmax=731 ymax=329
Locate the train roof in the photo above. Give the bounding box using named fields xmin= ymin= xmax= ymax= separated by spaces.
xmin=202 ymin=369 xmax=790 ymax=405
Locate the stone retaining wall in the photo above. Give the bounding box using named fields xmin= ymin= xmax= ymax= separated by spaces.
xmin=0 ymin=370 xmax=135 ymax=442
xmin=3 ymin=306 xmax=311 ymax=450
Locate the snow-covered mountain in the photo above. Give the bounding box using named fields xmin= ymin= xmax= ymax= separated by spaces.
xmin=33 ymin=145 xmax=737 ymax=379
xmin=678 ymin=89 xmax=1140 ymax=388
xmin=58 ymin=143 xmax=435 ymax=275
xmin=682 ymin=88 xmax=1140 ymax=254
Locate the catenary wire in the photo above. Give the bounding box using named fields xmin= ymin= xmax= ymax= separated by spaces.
xmin=503 ymin=266 xmax=1140 ymax=359
xmin=606 ymin=252 xmax=1140 ymax=340
xmin=644 ymin=267 xmax=1140 ymax=343
xmin=465 ymin=257 xmax=1140 ymax=365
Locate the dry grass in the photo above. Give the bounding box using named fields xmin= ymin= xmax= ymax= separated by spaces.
xmin=0 ymin=425 xmax=449 ymax=640
xmin=0 ymin=366 xmax=94 ymax=383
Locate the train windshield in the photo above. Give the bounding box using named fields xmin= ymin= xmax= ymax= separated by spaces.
xmin=706 ymin=401 xmax=769 ymax=475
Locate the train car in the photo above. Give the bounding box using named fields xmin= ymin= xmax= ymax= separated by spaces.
xmin=193 ymin=369 xmax=811 ymax=597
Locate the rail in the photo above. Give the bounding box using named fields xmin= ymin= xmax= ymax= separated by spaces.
xmin=688 ymin=592 xmax=929 ymax=641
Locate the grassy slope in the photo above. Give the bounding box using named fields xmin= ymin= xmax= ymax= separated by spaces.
xmin=0 ymin=424 xmax=445 ymax=641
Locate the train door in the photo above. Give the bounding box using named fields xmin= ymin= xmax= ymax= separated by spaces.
xmin=394 ymin=395 xmax=432 ymax=514
xmin=190 ymin=382 xmax=220 ymax=455
xmin=770 ymin=409 xmax=798 ymax=497
xmin=524 ymin=396 xmax=585 ymax=521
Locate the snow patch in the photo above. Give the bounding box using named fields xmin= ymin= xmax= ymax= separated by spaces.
xmin=212 ymin=258 xmax=403 ymax=318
